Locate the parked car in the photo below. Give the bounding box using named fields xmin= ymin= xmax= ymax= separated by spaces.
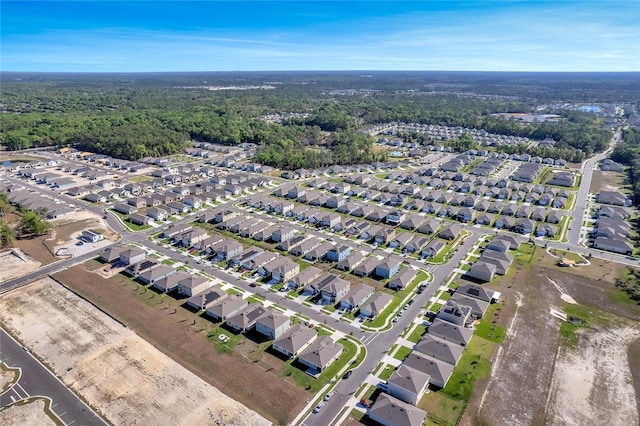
xmin=323 ymin=391 xmax=334 ymax=401
xmin=312 ymin=402 xmax=325 ymax=414
xmin=342 ymin=370 xmax=353 ymax=380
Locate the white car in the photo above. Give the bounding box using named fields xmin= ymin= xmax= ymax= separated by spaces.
xmin=323 ymin=391 xmax=334 ymax=401
xmin=313 ymin=402 xmax=325 ymax=413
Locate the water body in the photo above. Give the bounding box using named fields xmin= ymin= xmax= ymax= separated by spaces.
xmin=579 ymin=105 xmax=601 ymax=113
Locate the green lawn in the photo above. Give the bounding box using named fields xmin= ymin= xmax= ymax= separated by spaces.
xmin=109 ymin=209 xmax=152 ymax=231
xmin=392 ymin=345 xmax=412 ymax=361
xmin=364 ymin=294 xmax=402 ymax=329
xmin=407 ymin=325 xmax=426 ymax=343
xmin=549 ymin=248 xmax=585 ymax=263
xmin=280 ymin=337 xmax=358 ymax=393
xmin=473 ymin=304 xmax=506 ymax=343
xmin=418 ymin=391 xmax=466 ymax=426
xmin=377 ymin=363 xmax=395 ymax=381
xmin=207 ymin=328 xmax=244 ymax=353
xmin=441 ymin=343 xmax=492 ymax=401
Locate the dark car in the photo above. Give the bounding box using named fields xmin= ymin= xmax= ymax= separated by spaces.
xmin=342 ymin=370 xmax=353 ymax=380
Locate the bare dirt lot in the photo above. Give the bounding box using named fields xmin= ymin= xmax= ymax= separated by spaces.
xmin=0 ymin=399 xmax=57 ymax=426
xmin=462 ymin=247 xmax=640 ymax=426
xmin=51 ymin=264 xmax=307 ymax=425
xmin=589 ymin=169 xmax=629 ymax=194
xmin=0 ymin=250 xmax=41 ymax=282
xmin=0 ymin=278 xmax=270 ymax=426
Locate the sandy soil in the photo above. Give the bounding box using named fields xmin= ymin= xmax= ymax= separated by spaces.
xmin=0 ymin=250 xmax=40 ymax=282
xmin=0 ymin=365 xmax=18 ymax=393
xmin=52 ymin=265 xmax=307 ymax=424
xmin=0 ymin=399 xmax=57 ymax=426
xmin=0 ymin=278 xmax=270 ymax=426
xmin=466 ymin=247 xmax=640 ymax=426
xmin=548 ymin=326 xmax=640 ymax=426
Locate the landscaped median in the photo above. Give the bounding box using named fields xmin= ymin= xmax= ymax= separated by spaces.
xmin=427 ymin=228 xmax=473 ymax=265
xmin=361 ymin=270 xmax=431 ymax=332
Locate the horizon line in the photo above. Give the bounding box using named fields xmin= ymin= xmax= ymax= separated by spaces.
xmin=2 ymin=70 xmax=639 ymax=74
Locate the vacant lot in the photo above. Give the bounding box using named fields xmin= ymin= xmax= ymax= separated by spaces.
xmin=52 ymin=264 xmax=308 ymax=424
xmin=589 ymin=169 xmax=629 ymax=194
xmin=0 ymin=250 xmax=41 ymax=282
xmin=0 ymin=399 xmax=57 ymax=426
xmin=0 ymin=278 xmax=269 ymax=426
xmin=463 ymin=248 xmax=640 ymax=426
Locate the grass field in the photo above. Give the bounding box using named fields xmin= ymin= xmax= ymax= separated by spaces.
xmin=418 ymin=391 xmax=466 ymax=426
xmin=473 ymin=304 xmax=506 ymax=343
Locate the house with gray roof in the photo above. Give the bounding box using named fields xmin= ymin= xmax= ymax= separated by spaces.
xmin=360 ymin=292 xmax=393 ymax=318
xmin=353 ymin=256 xmax=380 ymax=277
xmin=272 ymin=324 xmax=317 ymax=358
xmin=255 ymin=311 xmax=291 ymax=340
xmin=437 ymin=300 xmax=472 ymax=326
xmin=428 ymin=318 xmax=473 ymax=346
xmin=387 ymin=365 xmax=431 ymax=406
xmin=298 ymin=335 xmax=343 ymax=373
xmin=389 ymin=267 xmax=417 ymax=291
xmin=226 ymin=304 xmax=268 ymax=333
xmin=593 ymin=236 xmax=633 ymax=255
xmin=339 ymin=284 xmax=374 ymax=311
xmin=369 ymin=393 xmax=427 ymax=426
xmin=415 ymin=334 xmax=465 ymax=366
xmin=177 ymin=275 xmax=210 ymax=297
xmin=205 ymin=296 xmax=249 ymax=321
xmin=187 ymin=287 xmax=228 ymax=311
xmin=288 ymin=266 xmax=322 ymax=289
xmin=450 ymin=293 xmax=489 ymax=318
xmin=403 ymin=351 xmax=455 ymax=389
xmin=336 ymin=251 xmax=366 ymax=271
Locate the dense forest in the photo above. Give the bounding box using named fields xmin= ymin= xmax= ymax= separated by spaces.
xmin=0 ymin=71 xmax=634 ymax=168
xmin=611 ymin=128 xmax=640 ymax=204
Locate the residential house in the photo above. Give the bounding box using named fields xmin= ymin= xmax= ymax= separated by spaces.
xmin=226 ymin=304 xmax=268 ymax=333
xmin=177 ymin=275 xmax=210 ymax=297
xmin=339 ymin=284 xmax=374 ymax=311
xmin=437 ymin=300 xmax=472 ymax=326
xmin=368 ymin=394 xmax=427 ymax=426
xmin=336 ymin=251 xmax=366 ymax=271
xmin=272 ymin=325 xmax=317 ymax=358
xmin=450 ymin=293 xmax=489 ymax=319
xmin=387 ymin=365 xmax=431 ymax=406
xmin=403 ymin=351 xmax=455 ymax=389
xmin=326 ymin=245 xmax=352 ymax=263
xmin=376 ymin=256 xmax=403 ymax=279
xmin=206 ymin=296 xmax=249 ymax=321
xmin=152 ymin=271 xmax=190 ymax=293
xmin=119 ymin=248 xmax=146 ymax=266
xmin=438 ymin=224 xmax=462 ymax=240
xmin=360 ymin=292 xmax=393 ymax=318
xmin=353 ymin=256 xmax=380 ymax=277
xmin=288 ymin=266 xmax=323 ymax=290
xmin=255 ymin=311 xmax=291 ymax=339
xmin=187 ymin=288 xmax=228 ymax=311
xmin=271 ymin=258 xmax=301 ymax=283
xmin=388 ymin=267 xmax=417 ymax=290
xmin=137 ymin=265 xmax=176 ymax=285
xmin=428 ymin=318 xmax=473 ymax=346
xmin=298 ymin=336 xmax=343 ymax=373
xmin=415 ymin=334 xmax=464 ymax=366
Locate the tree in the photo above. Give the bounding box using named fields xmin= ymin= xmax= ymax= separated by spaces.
xmin=21 ymin=210 xmax=50 ymax=236
xmin=0 ymin=219 xmax=15 ymax=248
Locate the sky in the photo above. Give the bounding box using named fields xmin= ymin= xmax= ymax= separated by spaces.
xmin=1 ymin=1 xmax=639 ymax=72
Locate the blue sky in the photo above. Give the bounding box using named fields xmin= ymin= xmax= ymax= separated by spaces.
xmin=2 ymin=1 xmax=638 ymax=72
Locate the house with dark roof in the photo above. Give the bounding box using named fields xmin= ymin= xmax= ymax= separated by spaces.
xmin=450 ymin=293 xmax=489 ymax=318
xmin=369 ymin=393 xmax=427 ymax=426
xmin=593 ymin=236 xmax=633 ymax=255
xmin=336 ymin=251 xmax=366 ymax=272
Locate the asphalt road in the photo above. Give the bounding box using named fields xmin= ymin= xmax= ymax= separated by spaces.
xmin=3 ymin=140 xmax=638 ymax=424
xmin=0 ymin=328 xmax=108 ymax=426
